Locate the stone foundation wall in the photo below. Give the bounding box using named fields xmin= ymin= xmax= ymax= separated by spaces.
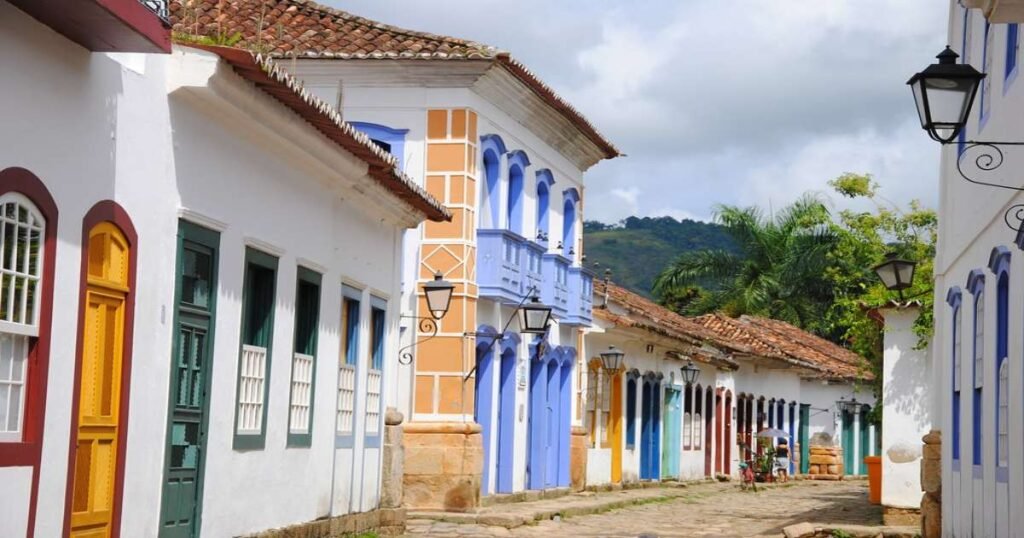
xmin=920 ymin=430 xmax=941 ymax=538
xmin=242 ymin=508 xmax=407 ymax=537
xmin=806 ymin=447 xmax=844 ymax=480
xmin=570 ymin=426 xmax=589 ymax=492
xmin=381 ymin=408 xmax=405 ymax=509
xmin=403 ymin=422 xmax=483 ymax=512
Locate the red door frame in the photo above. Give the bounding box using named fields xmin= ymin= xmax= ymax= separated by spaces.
xmin=62 ymin=201 xmax=138 ymax=538
xmin=704 ymin=388 xmax=713 ymax=476
xmin=0 ymin=168 xmax=58 ymax=538
xmin=714 ymin=388 xmax=723 ymax=475
xmin=724 ymin=391 xmax=733 ymax=474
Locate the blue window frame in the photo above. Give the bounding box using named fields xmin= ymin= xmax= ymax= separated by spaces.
xmin=562 ymin=188 xmax=580 ymax=258
xmin=343 ymin=290 xmax=360 ymax=366
xmin=967 ymin=269 xmax=985 ymax=473
xmin=480 ymin=134 xmax=508 ymax=229
xmin=507 ymin=150 xmax=530 ymax=236
xmin=350 ymin=122 xmax=409 ymax=171
xmin=1007 ymin=24 xmax=1020 ymax=88
xmin=370 ymin=298 xmax=386 ymax=371
xmin=947 ymin=287 xmax=963 ymax=464
xmin=535 ymin=169 xmax=554 ymax=242
xmin=989 ymin=247 xmax=1010 ymax=479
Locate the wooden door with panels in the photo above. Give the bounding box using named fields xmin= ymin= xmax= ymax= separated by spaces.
xmin=68 ymin=222 xmax=130 ymax=538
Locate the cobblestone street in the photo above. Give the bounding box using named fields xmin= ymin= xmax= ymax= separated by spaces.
xmin=405 ymin=480 xmax=883 ymax=537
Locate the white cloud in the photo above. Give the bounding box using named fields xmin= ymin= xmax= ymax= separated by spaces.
xmin=328 ymin=0 xmax=948 ymax=224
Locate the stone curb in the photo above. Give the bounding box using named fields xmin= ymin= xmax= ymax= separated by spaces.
xmin=782 ymin=522 xmax=919 ymax=538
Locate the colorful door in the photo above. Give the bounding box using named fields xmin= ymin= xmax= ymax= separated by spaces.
xmin=639 ymin=374 xmax=661 ymax=480
xmin=841 ymin=409 xmax=853 ymax=474
xmin=858 ymin=406 xmax=870 ymax=475
xmin=799 ymin=404 xmax=810 ymax=474
xmin=704 ymin=389 xmax=714 ymax=477
xmin=159 ymin=221 xmax=219 ymax=538
xmin=610 ymin=372 xmax=623 ymax=483
xmin=661 ymin=387 xmax=680 ymax=478
xmin=497 ymin=346 xmax=516 ymax=493
xmin=545 ymin=357 xmax=560 ymax=488
xmin=68 ymin=222 xmax=131 ymax=538
xmin=474 ymin=339 xmax=495 ymax=495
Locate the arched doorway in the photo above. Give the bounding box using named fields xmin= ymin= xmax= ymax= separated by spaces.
xmin=724 ymin=390 xmax=733 ymax=474
xmin=527 ymin=341 xmax=548 ymax=490
xmin=640 ymin=372 xmax=662 ymax=480
xmin=474 ymin=327 xmax=497 ymax=495
xmin=661 ymin=381 xmax=681 ymax=479
xmin=704 ymin=387 xmax=714 ymax=477
xmin=497 ymin=333 xmax=519 ymax=493
xmin=66 ymin=205 xmax=137 ymax=538
xmin=714 ymin=388 xmax=723 ymax=475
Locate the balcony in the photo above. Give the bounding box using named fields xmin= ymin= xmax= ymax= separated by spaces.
xmin=565 ymin=267 xmax=595 ymax=326
xmin=11 ymin=0 xmax=171 ymax=53
xmin=478 ymin=229 xmax=527 ymax=304
xmin=522 ymin=240 xmax=545 ymax=296
xmin=541 ymin=254 xmax=570 ymax=318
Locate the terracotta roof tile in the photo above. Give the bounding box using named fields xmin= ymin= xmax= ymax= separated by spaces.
xmin=595 ymin=282 xmax=738 ymax=370
xmin=187 ymin=43 xmax=450 ymax=222
xmin=170 ymin=0 xmax=620 ymax=159
xmin=740 ymin=316 xmax=871 ymax=381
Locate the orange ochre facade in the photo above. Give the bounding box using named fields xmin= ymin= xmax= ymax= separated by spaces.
xmin=415 ymin=108 xmax=480 ymax=418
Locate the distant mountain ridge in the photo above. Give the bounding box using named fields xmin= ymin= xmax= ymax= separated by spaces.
xmin=582 ymin=216 xmax=737 ymax=298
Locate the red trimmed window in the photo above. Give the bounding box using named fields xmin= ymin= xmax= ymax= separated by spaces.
xmin=0 ymin=193 xmax=45 ymax=443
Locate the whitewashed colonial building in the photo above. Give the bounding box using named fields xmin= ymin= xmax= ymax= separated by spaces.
xmin=170 ymin=0 xmax=619 ymax=509
xmin=582 ymin=283 xmax=874 ymax=488
xmin=0 ymin=2 xmax=448 ymax=536
xmin=933 ymin=2 xmax=1024 ymax=536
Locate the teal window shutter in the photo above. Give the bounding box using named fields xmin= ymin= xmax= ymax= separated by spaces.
xmin=233 ymin=247 xmax=278 ymax=450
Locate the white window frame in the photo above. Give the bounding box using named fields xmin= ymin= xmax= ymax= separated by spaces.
xmin=288 ymin=352 xmax=314 ymax=435
xmin=0 ymin=193 xmax=45 ymax=443
xmin=237 ymin=344 xmax=268 ymax=435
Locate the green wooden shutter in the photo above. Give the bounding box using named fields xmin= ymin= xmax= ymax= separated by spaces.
xmin=233 ymin=248 xmax=278 ymax=451
xmin=287 ymin=268 xmax=320 ymax=447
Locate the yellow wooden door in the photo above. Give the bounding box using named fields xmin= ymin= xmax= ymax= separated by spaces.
xmin=610 ymin=372 xmax=623 ymax=483
xmin=70 ymin=223 xmax=130 ymax=538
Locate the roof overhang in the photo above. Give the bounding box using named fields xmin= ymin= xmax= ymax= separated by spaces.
xmin=170 ymin=45 xmax=450 ymax=226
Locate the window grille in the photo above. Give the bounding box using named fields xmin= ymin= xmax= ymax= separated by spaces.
xmin=237 ymin=345 xmax=267 ymax=434
xmin=337 ymin=365 xmax=356 ymax=434
xmin=289 ymin=353 xmax=314 ymax=434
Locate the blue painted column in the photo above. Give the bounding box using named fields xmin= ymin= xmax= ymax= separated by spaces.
xmin=527 ymin=344 xmax=548 ymax=490
xmin=475 ymin=338 xmax=496 ymax=495
xmin=545 ymin=356 xmax=560 ymax=488
xmin=557 ymin=354 xmax=573 ymax=487
xmin=497 ymin=345 xmax=517 ymax=493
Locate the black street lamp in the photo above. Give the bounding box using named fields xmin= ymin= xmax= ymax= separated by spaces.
xmin=908 ymin=47 xmax=1024 ymax=232
xmin=873 ymin=253 xmax=917 ymax=300
xmin=680 ymin=359 xmax=700 ymax=385
xmin=519 ymin=296 xmax=553 ymax=334
xmin=599 ymin=346 xmax=625 ymax=374
xmin=423 ymin=271 xmax=455 ymax=320
xmin=907 ymin=47 xmax=985 ymax=144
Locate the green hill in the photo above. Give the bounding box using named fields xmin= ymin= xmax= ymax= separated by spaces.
xmin=582 ymin=216 xmax=736 ymax=298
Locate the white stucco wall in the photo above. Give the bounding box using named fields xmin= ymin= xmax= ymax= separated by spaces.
xmin=879 ymin=307 xmax=932 ymax=509
xmin=937 ymin=3 xmax=1024 ymax=536
xmin=0 ymin=9 xmax=418 ymax=536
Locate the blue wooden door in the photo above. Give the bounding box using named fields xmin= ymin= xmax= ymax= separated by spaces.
xmin=497 ymin=348 xmax=516 ymax=493
xmin=545 ymin=358 xmax=560 ymax=488
xmin=475 ymin=340 xmax=495 ymax=495
xmin=527 ymin=350 xmax=547 ymax=490
xmin=557 ymin=361 xmax=572 ymax=487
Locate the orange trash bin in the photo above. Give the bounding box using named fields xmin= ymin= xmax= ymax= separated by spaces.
xmin=865 ymin=456 xmax=882 ymax=504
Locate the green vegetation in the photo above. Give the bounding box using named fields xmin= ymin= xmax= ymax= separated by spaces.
xmin=582 ymin=216 xmax=737 ymax=298
xmin=649 ymin=174 xmax=936 ymax=423
xmin=652 ymin=195 xmax=838 ymax=326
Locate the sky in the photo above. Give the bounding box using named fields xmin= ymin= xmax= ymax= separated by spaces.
xmin=331 ymin=0 xmax=949 ymax=224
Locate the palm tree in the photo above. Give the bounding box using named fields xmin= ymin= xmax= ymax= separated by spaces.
xmin=653 ymin=195 xmax=838 ymax=330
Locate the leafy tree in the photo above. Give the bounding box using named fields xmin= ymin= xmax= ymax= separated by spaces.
xmin=821 ymin=174 xmax=937 ymax=423
xmin=652 ymin=194 xmax=839 ymax=330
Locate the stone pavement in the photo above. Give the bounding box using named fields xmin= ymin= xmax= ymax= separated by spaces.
xmin=404 ymin=480 xmax=888 ymax=537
